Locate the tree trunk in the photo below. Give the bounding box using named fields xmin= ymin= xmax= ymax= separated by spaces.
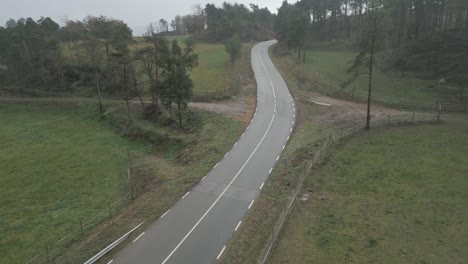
xmin=95 ymin=67 xmax=103 ymax=114
xmin=345 ymin=0 xmax=350 ymax=39
xmin=104 ymin=40 xmax=110 ymax=61
xmin=396 ymin=1 xmax=408 ymax=49
xmin=125 ymin=97 xmax=132 ymax=123
xmin=177 ymin=101 xmax=183 ymax=128
xmin=366 ymin=11 xmax=378 ymax=130
xmin=455 ymin=0 xmax=466 ymax=29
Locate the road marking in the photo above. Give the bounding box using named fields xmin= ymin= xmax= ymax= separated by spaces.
xmin=292 ymin=120 xmax=295 ymax=125
xmin=274 ymin=108 xmax=276 ymax=113
xmin=132 ymin=232 xmax=145 ymax=243
xmin=235 ymin=221 xmax=242 ymax=231
xmin=248 ymin=200 xmax=255 ymax=209
xmin=224 ymin=152 xmax=229 ymax=158
xmin=260 ymin=182 xmax=265 ymax=190
xmin=161 ymin=44 xmax=279 ymax=264
xmin=161 ymin=113 xmax=276 ymax=264
xmin=290 ymin=128 xmax=293 ymax=132
xmin=276 ymin=156 xmax=280 ymax=161
xmin=107 ymin=260 xmax=114 ymax=264
xmin=202 ymin=176 xmax=206 ymax=181
xmin=282 ymin=145 xmax=286 ymax=150
xmin=214 ymin=162 xmax=219 ymax=168
xmin=160 ymin=209 xmax=170 ymax=219
xmin=234 ymin=142 xmax=238 ymax=147
xmin=216 ymin=245 xmax=227 ymax=260
xmin=269 ymin=168 xmax=273 ymax=174
xmin=182 ymin=192 xmax=190 ymax=199
xmin=259 ymin=53 xmax=277 ymax=100
xmin=287 ymin=136 xmax=290 ymax=141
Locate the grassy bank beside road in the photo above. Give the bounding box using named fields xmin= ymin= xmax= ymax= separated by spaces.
xmin=269 ymin=119 xmax=468 ymax=264
xmin=282 ymin=42 xmax=462 ymax=108
xmin=0 ymin=100 xmax=245 ymax=263
xmin=0 ymin=102 xmax=140 ymax=263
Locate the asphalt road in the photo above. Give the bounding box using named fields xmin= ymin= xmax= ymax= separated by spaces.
xmin=111 ymin=40 xmax=296 ymax=264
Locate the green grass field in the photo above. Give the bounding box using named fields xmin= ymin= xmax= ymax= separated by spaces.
xmin=276 ymin=42 xmax=462 ymax=108
xmin=0 ymin=100 xmax=245 ymax=263
xmin=191 ymin=43 xmax=231 ymax=96
xmin=269 ymin=119 xmax=468 ymax=264
xmin=303 ymin=49 xmax=438 ymax=102
xmin=0 ymin=101 xmax=142 ymax=263
xmin=61 ymin=37 xmax=233 ymax=99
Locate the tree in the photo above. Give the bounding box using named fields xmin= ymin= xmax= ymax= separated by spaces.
xmin=170 ymin=15 xmax=185 ymax=34
xmin=81 ymin=36 xmax=105 ymax=113
xmin=161 ymin=39 xmax=198 ymax=127
xmin=275 ymin=1 xmax=310 ymax=57
xmin=346 ymin=1 xmax=390 ymax=129
xmin=159 ymin=19 xmax=169 ymax=33
xmin=224 ymin=34 xmax=242 ymax=65
xmin=182 ymin=5 xmax=206 ymax=36
xmin=137 ymin=32 xmax=170 ymax=109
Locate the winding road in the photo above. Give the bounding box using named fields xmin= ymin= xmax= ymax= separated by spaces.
xmin=111 ymin=40 xmax=296 ymax=264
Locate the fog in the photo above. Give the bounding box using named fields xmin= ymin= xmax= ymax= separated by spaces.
xmin=0 ymin=0 xmax=290 ymax=35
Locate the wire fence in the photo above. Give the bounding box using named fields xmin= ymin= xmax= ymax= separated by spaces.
xmin=257 ymin=111 xmax=440 ymax=264
xmin=21 ymin=142 xmax=155 ymax=264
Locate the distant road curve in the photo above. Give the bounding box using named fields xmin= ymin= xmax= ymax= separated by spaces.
xmin=112 ymin=40 xmax=296 ymax=264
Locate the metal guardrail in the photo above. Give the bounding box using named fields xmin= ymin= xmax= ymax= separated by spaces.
xmin=83 ymin=222 xmax=144 ymax=264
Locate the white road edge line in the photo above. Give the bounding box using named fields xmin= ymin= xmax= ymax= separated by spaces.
xmin=276 ymin=156 xmax=280 ymax=162
xmin=287 ymin=136 xmax=290 ymax=141
xmin=235 ymin=221 xmax=242 ymax=232
xmin=269 ymin=168 xmax=273 ymax=174
xmin=107 ymin=260 xmax=114 ymax=264
xmin=160 ymin=209 xmax=170 ymax=219
xmin=182 ymin=192 xmax=190 ymax=199
xmin=216 ymin=246 xmax=227 ymax=260
xmin=282 ymin=145 xmax=286 ymax=150
xmin=132 ymin=232 xmax=145 ymax=243
xmin=214 ymin=162 xmax=219 ymax=168
xmin=248 ymin=200 xmax=255 ymax=209
xmin=234 ymin=142 xmax=238 ymax=147
xmin=202 ymin=176 xmax=206 ymax=181
xmin=224 ymin=152 xmax=229 ymax=158
xmin=260 ymin=182 xmax=265 ymax=190
xmin=161 ymin=44 xmax=281 ymax=264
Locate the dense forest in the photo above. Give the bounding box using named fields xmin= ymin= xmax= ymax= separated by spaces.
xmin=1 ymin=1 xmax=466 ymax=101
xmin=274 ymin=0 xmax=468 ymax=84
xmin=0 ymin=3 xmax=275 ymax=100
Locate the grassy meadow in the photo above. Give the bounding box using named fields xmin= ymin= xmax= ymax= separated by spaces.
xmin=278 ymin=42 xmax=462 ymax=108
xmin=0 ymin=99 xmax=245 ymax=263
xmin=61 ymin=36 xmax=234 ymax=99
xmin=0 ymin=101 xmax=141 ymax=263
xmin=269 ymin=119 xmax=468 ymax=264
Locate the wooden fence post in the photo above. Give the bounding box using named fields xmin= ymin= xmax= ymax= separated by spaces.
xmin=80 ymin=219 xmax=84 ymax=237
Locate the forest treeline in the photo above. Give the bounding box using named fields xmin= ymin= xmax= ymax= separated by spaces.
xmin=274 ymin=0 xmax=468 ymax=83
xmin=1 ymin=1 xmax=466 ymax=103
xmin=157 ymin=3 xmax=274 ymax=41
xmin=0 ymin=2 xmax=275 ymax=124
xmin=0 ymin=16 xmax=199 ymax=126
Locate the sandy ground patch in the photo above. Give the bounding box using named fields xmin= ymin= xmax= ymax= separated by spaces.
xmin=296 ymin=90 xmax=406 ymax=127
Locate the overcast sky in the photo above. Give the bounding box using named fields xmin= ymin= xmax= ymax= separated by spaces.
xmin=0 ymin=0 xmax=292 ymax=35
